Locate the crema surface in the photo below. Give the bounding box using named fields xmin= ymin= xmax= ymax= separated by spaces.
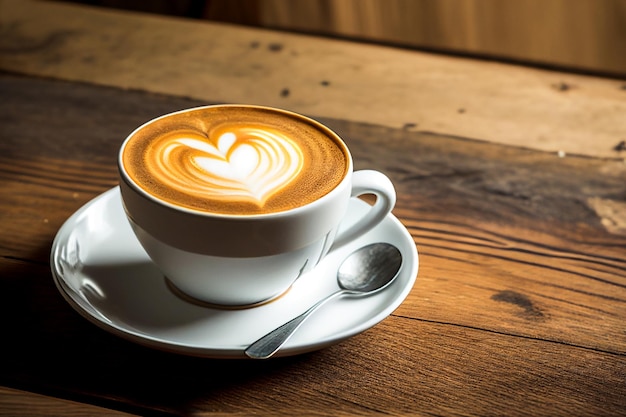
xmin=122 ymin=106 xmax=349 ymax=215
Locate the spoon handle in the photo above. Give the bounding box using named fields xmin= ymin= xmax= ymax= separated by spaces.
xmin=245 ymin=290 xmax=344 ymax=359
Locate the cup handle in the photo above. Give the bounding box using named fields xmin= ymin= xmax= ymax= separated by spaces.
xmin=330 ymin=170 xmax=396 ymax=250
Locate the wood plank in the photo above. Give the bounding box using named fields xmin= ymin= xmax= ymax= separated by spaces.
xmin=1 ymin=0 xmax=626 ymax=159
xmin=1 ymin=74 xmax=625 ymax=415
xmin=229 ymin=0 xmax=626 ymax=76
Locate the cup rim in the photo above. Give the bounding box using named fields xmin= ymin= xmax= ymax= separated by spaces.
xmin=118 ymin=104 xmax=354 ymax=220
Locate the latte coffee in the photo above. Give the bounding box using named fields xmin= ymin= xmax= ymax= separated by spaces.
xmin=121 ymin=106 xmax=349 ymax=215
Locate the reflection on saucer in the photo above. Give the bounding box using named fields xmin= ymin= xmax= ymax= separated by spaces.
xmin=163 ymin=276 xmax=295 ymax=311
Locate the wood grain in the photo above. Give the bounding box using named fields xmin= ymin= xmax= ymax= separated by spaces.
xmin=235 ymin=0 xmax=626 ymax=76
xmin=1 ymin=73 xmax=625 ymax=416
xmin=0 ymin=386 xmax=136 ymax=417
xmin=1 ymin=0 xmax=626 ymax=159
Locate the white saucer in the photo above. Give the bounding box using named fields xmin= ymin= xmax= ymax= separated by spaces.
xmin=51 ymin=187 xmax=418 ymax=359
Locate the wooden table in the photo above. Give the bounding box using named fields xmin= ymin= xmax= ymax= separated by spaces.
xmin=1 ymin=1 xmax=625 ymax=416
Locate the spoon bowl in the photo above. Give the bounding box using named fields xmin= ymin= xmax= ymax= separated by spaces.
xmin=245 ymin=242 xmax=402 ymax=359
xmin=337 ymin=242 xmax=403 ymax=293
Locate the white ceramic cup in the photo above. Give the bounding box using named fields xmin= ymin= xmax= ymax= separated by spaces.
xmin=118 ymin=105 xmax=396 ymax=307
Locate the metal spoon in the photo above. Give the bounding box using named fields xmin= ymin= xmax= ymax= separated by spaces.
xmin=245 ymin=242 xmax=403 ymax=359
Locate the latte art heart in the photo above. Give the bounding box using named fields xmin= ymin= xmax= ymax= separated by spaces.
xmin=122 ymin=106 xmax=349 ymax=215
xmin=151 ymin=128 xmax=304 ymax=206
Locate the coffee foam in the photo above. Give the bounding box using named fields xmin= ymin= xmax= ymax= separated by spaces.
xmin=122 ymin=106 xmax=348 ymax=215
